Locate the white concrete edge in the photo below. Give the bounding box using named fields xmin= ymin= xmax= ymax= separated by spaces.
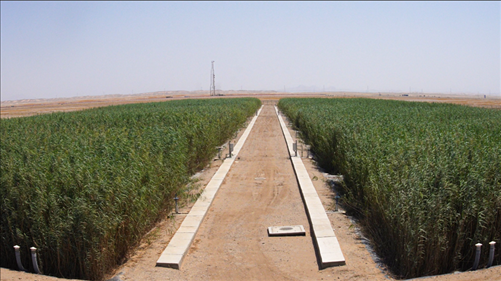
xmin=274 ymin=106 xmax=346 ymax=267
xmin=232 ymin=105 xmax=263 ymax=156
xmin=156 ymin=105 xmax=264 ymax=269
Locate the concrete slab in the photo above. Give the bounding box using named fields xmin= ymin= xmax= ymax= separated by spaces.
xmin=200 ymin=189 xmax=218 ymax=199
xmin=196 ymin=196 xmax=214 ymax=205
xmin=305 ymin=205 xmax=329 ymax=218
xmin=268 ymin=225 xmax=306 ymax=236
xmin=302 ymin=192 xmax=321 ymax=199
xmin=156 ymin=106 xmax=264 ymax=269
xmin=203 ymin=184 xmax=220 ymax=191
xmin=205 ymin=178 xmax=224 ymax=187
xmin=211 ymin=173 xmax=227 ymax=180
xmin=303 ymin=196 xmax=324 ymax=209
xmin=312 ymin=223 xmax=336 ymax=238
xmin=156 ymin=254 xmax=184 ymax=269
xmin=185 ymin=214 xmax=205 ymax=221
xmin=295 ymin=169 xmax=310 ymax=177
xmin=317 ymin=236 xmax=346 ymax=267
xmin=195 ymin=195 xmax=213 ymax=204
xmin=186 ymin=209 xmax=207 ymax=216
xmin=179 ymin=215 xmax=204 ymax=227
xmin=310 ymin=216 xmax=331 ymax=227
xmin=192 ymin=200 xmax=211 ymax=209
xmin=157 ymin=232 xmax=195 ymax=263
xmin=190 ymin=205 xmax=210 ymax=213
xmin=177 ymin=225 xmax=198 ymax=233
xmin=301 ymin=187 xmax=320 ymax=194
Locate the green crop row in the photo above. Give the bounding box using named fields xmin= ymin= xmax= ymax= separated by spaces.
xmin=278 ymin=98 xmax=500 ymax=278
xmin=1 ymin=98 xmax=261 ymax=280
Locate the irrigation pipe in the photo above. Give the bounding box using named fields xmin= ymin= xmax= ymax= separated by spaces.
xmin=488 ymin=241 xmax=496 ymax=267
xmin=30 ymin=247 xmax=40 ymax=274
xmin=13 ymin=245 xmax=26 ymax=271
xmin=473 ymin=243 xmax=482 ymax=270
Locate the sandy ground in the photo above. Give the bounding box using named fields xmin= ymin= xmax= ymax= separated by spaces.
xmin=2 ymin=91 xmax=500 ymax=119
xmin=2 ymin=94 xmax=500 ymax=281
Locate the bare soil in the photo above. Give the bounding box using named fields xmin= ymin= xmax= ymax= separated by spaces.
xmin=2 ymin=91 xmax=500 ymax=119
xmin=2 ymin=94 xmax=500 ymax=281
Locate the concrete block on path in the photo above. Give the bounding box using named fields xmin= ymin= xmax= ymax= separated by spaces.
xmin=268 ymin=225 xmax=306 ymax=236
xmin=156 ymin=254 xmax=184 ymax=269
xmin=312 ymin=223 xmax=336 ymax=238
xmin=317 ymin=236 xmax=346 ymax=267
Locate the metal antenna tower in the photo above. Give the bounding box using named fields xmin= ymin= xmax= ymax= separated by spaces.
xmin=210 ymin=61 xmax=216 ymax=96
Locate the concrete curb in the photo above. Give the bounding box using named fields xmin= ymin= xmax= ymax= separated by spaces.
xmin=274 ymin=106 xmax=346 ymax=268
xmin=156 ymin=105 xmax=264 ymax=269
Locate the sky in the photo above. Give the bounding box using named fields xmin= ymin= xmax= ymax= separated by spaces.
xmin=1 ymin=1 xmax=500 ymax=101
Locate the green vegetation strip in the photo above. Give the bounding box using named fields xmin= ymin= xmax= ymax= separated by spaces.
xmin=1 ymin=98 xmax=261 ymax=280
xmin=278 ymin=98 xmax=501 ymax=278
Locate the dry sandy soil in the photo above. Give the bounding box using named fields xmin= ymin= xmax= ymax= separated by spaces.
xmin=1 ymin=93 xmax=500 ymax=281
xmin=2 ymin=90 xmax=500 ymax=119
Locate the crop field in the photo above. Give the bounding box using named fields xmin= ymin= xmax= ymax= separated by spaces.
xmin=0 ymin=98 xmax=261 ymax=280
xmin=278 ymin=98 xmax=501 ymax=278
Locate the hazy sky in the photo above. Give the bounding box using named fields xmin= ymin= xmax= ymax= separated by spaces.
xmin=1 ymin=1 xmax=500 ymax=101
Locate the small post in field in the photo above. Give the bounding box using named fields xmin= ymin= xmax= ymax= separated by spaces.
xmin=30 ymin=247 xmax=40 ymax=274
xmin=473 ymin=243 xmax=482 ymax=270
xmin=229 ymin=142 xmax=234 ymax=158
xmin=14 ymin=245 xmax=26 ymax=271
xmin=174 ymin=194 xmax=179 ymax=214
xmin=488 ymin=241 xmax=496 ymax=267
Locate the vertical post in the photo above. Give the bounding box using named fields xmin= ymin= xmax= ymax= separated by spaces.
xmin=210 ymin=61 xmax=216 ymax=96
xmin=30 ymin=247 xmax=40 ymax=274
xmin=473 ymin=243 xmax=482 ymax=270
xmin=335 ymin=195 xmax=340 ymax=212
xmin=174 ymin=194 xmax=179 ymax=214
xmin=488 ymin=241 xmax=496 ymax=267
xmin=294 ymin=139 xmax=297 ymax=157
xmin=14 ymin=245 xmax=26 ymax=271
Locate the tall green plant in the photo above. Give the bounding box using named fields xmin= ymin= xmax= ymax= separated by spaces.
xmin=1 ymin=98 xmax=261 ymax=280
xmin=278 ymin=98 xmax=501 ymax=278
